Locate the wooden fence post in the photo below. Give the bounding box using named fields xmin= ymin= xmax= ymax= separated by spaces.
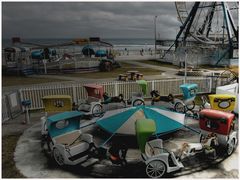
xmin=72 ymin=84 xmax=77 ymax=103
xmin=151 ymin=80 xmax=155 ymax=91
xmin=114 ymin=83 xmax=118 ymax=96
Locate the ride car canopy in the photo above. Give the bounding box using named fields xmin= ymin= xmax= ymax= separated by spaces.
xmin=136 ymin=80 xmax=148 ymax=96
xmin=199 ymin=109 xmax=235 ymax=135
xmin=42 ymin=95 xmax=72 ymax=112
xmin=135 ymin=119 xmax=156 ymax=153
xmin=82 ymin=45 xmax=95 ymax=56
xmin=180 ymin=83 xmax=198 ymax=100
xmin=208 ymin=94 xmax=236 ymax=112
xmin=95 ymin=50 xmax=106 ymax=57
xmin=84 ymin=84 xmax=104 ymax=99
xmin=47 ymin=111 xmax=83 ymax=138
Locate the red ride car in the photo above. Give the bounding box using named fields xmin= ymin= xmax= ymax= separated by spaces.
xmin=199 ymin=109 xmax=238 ymax=156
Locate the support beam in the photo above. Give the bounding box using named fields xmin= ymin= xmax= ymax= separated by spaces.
xmin=175 ymin=2 xmax=200 ymax=49
xmin=222 ymin=2 xmax=233 ymax=59
xmin=198 ymin=2 xmax=216 ymax=35
xmin=206 ymin=2 xmax=217 ymax=37
xmin=183 ymin=3 xmax=200 ymax=42
xmin=227 ymin=9 xmax=238 ymax=42
xmin=162 ymin=2 xmax=200 ymax=59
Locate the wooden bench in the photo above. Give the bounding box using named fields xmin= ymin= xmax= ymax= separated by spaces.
xmin=118 ymin=74 xmax=128 ymax=81
xmin=136 ymin=73 xmax=143 ymax=80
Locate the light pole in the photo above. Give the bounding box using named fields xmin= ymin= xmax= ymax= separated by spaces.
xmin=154 ymin=16 xmax=157 ymax=59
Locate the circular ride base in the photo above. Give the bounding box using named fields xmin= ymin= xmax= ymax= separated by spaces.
xmin=177 ymin=69 xmax=211 ymax=76
xmin=14 ymin=121 xmax=239 ymax=178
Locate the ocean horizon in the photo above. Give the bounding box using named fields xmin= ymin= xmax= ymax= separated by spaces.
xmin=2 ymin=38 xmax=156 ymax=48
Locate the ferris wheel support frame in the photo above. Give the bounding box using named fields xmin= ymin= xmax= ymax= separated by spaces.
xmin=205 ymin=2 xmax=217 ymax=37
xmin=161 ymin=2 xmax=238 ymax=61
xmin=160 ymin=2 xmax=200 ymax=59
xmin=224 ymin=3 xmax=238 ymax=42
xmin=175 ymin=2 xmax=200 ymax=48
xmin=215 ymin=2 xmax=238 ymax=65
xmin=222 ymin=3 xmax=233 ymax=44
xmin=222 ymin=2 xmax=233 ymax=61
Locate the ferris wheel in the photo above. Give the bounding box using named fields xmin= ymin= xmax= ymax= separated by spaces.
xmin=175 ymin=2 xmax=239 ymax=45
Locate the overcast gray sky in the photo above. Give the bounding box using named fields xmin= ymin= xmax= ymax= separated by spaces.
xmin=2 ymin=2 xmax=239 ymax=40
xmin=2 ymin=2 xmax=180 ymax=39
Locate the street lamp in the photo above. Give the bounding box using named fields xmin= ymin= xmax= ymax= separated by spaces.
xmin=154 ymin=16 xmax=157 ymax=59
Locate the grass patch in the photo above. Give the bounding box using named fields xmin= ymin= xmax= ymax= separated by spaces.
xmin=63 ymin=62 xmax=164 ymax=79
xmin=136 ymin=60 xmax=180 ymax=69
xmin=2 ymin=76 xmax=68 ymax=87
xmin=2 ymin=134 xmax=25 ymax=178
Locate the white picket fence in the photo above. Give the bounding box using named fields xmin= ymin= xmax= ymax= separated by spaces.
xmin=19 ymin=77 xmax=212 ymax=110
xmin=2 ymin=95 xmax=10 ymax=122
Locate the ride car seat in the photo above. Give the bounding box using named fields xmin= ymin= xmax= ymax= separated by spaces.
xmin=145 ymin=139 xmax=164 ymax=158
xmin=53 ymin=130 xmax=92 ymax=148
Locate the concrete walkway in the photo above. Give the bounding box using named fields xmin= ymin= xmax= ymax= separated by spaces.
xmin=115 ymin=54 xmax=155 ymax=61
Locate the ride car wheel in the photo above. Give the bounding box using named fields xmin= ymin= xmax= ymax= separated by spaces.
xmin=186 ymin=101 xmax=195 ymax=110
xmin=227 ymin=138 xmax=235 ymax=156
xmin=133 ymin=99 xmax=145 ymax=106
xmin=53 ymin=148 xmax=64 ymax=166
xmin=92 ymin=104 xmax=103 ymax=117
xmin=146 ymin=160 xmax=166 ymax=178
xmin=174 ymin=102 xmax=185 ymax=113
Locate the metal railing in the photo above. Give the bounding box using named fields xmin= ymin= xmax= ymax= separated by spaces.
xmin=19 ymin=77 xmax=212 ymax=110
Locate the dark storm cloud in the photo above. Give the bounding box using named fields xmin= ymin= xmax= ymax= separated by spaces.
xmin=2 ymin=2 xmax=180 ymax=39
xmin=8 ymin=2 xmax=240 ymax=39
